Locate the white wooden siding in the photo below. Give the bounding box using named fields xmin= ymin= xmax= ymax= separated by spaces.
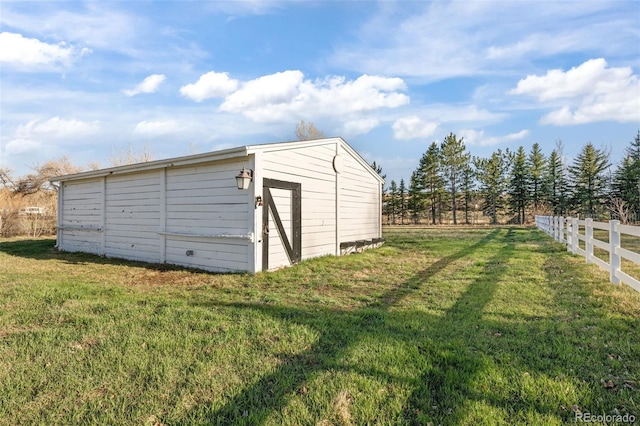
xmin=59 ymin=179 xmax=103 ymax=254
xmin=105 ymin=171 xmax=161 ymax=262
xmin=262 ymin=143 xmax=337 ymax=261
xmin=165 ymin=236 xmax=248 ymax=273
xmin=164 ymin=158 xmax=251 ymax=272
xmin=338 ymin=145 xmax=381 ymax=242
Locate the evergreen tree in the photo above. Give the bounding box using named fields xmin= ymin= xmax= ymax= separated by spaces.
xmin=398 ymin=178 xmax=407 ymax=224
xmin=612 ymin=131 xmax=640 ymax=222
xmin=408 ymin=170 xmax=422 ymax=224
xmin=527 ymin=142 xmax=547 ymax=215
xmin=474 ymin=150 xmax=509 ymax=225
xmin=440 ymin=133 xmax=470 ymax=225
xmin=416 ymin=142 xmax=444 ymax=225
xmin=388 ymin=180 xmax=398 ymax=225
xmin=544 ymin=140 xmax=569 ymax=215
xmin=370 ymin=161 xmax=387 ymax=217
xmin=568 ymin=143 xmax=610 ymax=218
xmin=370 ymin=161 xmax=386 ymax=190
xmin=461 ymin=164 xmax=475 ymax=225
xmin=370 ymin=161 xmax=385 ymax=178
xmin=508 ymin=146 xmax=529 ymax=224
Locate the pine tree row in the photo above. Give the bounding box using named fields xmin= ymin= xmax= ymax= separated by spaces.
xmin=380 ymin=131 xmax=640 ymax=225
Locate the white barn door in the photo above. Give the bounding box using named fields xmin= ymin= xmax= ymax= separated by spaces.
xmin=262 ymin=178 xmax=301 ymax=271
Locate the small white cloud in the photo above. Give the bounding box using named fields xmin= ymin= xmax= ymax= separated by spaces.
xmin=461 ymin=129 xmax=529 ymax=146
xmin=460 ymin=129 xmax=484 ymax=145
xmin=510 ymin=58 xmax=640 ymax=125
xmin=485 ymin=33 xmax=580 ymax=62
xmin=5 ymin=138 xmax=42 ymax=155
xmin=16 ymin=117 xmax=99 ymax=139
xmin=505 ymin=129 xmax=529 ymax=140
xmin=180 ymin=71 xmax=239 ymax=102
xmin=133 ymin=120 xmax=183 ymax=136
xmin=392 ymin=116 xmax=438 ymax=140
xmin=124 ymin=74 xmax=166 ymax=97
xmin=342 ymin=118 xmax=380 ymax=136
xmin=413 ymin=104 xmax=506 ymax=125
xmin=0 ymin=32 xmax=87 ymax=68
xmin=205 ymin=1 xmax=284 ymax=16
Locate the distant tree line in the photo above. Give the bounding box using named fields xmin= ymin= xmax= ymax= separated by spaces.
xmin=377 ymin=130 xmax=640 ymax=225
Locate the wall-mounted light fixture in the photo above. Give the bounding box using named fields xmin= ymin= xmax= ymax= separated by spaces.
xmin=235 ymin=167 xmax=253 ymax=190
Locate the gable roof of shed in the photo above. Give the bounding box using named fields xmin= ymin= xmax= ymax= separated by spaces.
xmin=50 ymin=137 xmax=384 ymax=184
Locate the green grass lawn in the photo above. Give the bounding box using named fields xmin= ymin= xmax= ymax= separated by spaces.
xmin=1 ymin=227 xmax=639 ymax=425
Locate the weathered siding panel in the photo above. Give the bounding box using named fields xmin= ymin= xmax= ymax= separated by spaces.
xmin=105 ymin=171 xmax=161 ymax=262
xmin=164 ymin=158 xmax=251 ymax=272
xmin=338 ymin=146 xmax=381 ymax=242
xmin=165 ymin=236 xmax=249 ymax=273
xmin=59 ymin=179 xmax=103 ymax=254
xmin=262 ymin=143 xmax=337 ymax=263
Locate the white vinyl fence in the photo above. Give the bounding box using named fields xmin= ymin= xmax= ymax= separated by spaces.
xmin=535 ymin=215 xmax=640 ymax=293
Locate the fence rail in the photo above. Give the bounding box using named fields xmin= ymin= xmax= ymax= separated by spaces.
xmin=535 ymin=215 xmax=640 ymax=293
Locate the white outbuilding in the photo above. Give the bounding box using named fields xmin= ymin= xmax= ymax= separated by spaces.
xmin=51 ymin=138 xmax=384 ymax=273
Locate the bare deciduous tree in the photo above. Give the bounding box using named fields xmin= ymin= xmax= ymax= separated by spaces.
xmin=0 ymin=168 xmax=16 ymax=190
xmin=87 ymin=162 xmax=101 ymax=171
xmin=295 ymin=120 xmax=325 ymax=141
xmin=0 ymin=157 xmax=82 ymax=236
xmin=109 ymin=143 xmax=154 ymax=166
xmin=12 ymin=157 xmax=83 ymax=195
xmin=610 ymin=197 xmax=632 ymax=224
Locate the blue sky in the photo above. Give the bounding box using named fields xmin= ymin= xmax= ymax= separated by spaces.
xmin=1 ymin=0 xmax=639 ymax=184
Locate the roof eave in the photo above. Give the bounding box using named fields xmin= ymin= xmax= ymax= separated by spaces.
xmin=50 ymin=145 xmax=250 ymax=183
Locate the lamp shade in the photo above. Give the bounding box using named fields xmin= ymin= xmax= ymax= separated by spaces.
xmin=235 ymin=167 xmax=253 ymax=190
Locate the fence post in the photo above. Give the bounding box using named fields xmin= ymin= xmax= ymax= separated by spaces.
xmin=547 ymin=216 xmax=550 ymax=236
xmin=571 ymin=217 xmax=579 ymax=254
xmin=585 ymin=218 xmax=593 ymax=264
xmin=609 ymin=220 xmax=621 ymax=285
xmin=559 ymin=216 xmax=564 ymax=243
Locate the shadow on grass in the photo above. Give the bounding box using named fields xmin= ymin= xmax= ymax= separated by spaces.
xmin=0 ymin=237 xmax=215 ymax=274
xmin=404 ymin=228 xmax=517 ymax=423
xmin=0 ymin=238 xmax=58 ymax=258
xmin=183 ymin=229 xmax=562 ymax=424
xmin=183 ymin=227 xmax=630 ymax=424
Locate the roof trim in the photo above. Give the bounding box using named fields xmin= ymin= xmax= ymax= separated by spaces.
xmin=337 ymin=138 xmax=386 ymax=184
xmin=50 ymin=145 xmax=250 ymax=182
